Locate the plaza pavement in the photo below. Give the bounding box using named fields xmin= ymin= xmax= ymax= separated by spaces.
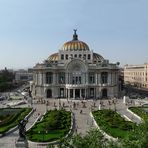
xmin=0 ymin=98 xmax=142 ymax=148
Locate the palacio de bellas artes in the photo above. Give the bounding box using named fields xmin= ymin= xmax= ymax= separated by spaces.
xmin=30 ymin=30 xmax=120 ymax=100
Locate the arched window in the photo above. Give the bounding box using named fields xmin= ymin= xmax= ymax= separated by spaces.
xmin=101 ymin=72 xmax=108 ymax=84
xmin=59 ymin=73 xmax=65 ymax=84
xmin=66 ymin=54 xmax=68 ymax=60
xmin=89 ymin=73 xmax=95 ymax=84
xmin=61 ymin=54 xmax=64 ymax=60
xmin=88 ymin=54 xmax=91 ymax=60
xmin=46 ymin=72 xmax=53 ymax=84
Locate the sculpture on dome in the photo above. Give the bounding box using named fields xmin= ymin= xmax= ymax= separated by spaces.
xmin=74 ymin=29 xmax=77 ymax=34
xmin=73 ymin=29 xmax=78 ymax=40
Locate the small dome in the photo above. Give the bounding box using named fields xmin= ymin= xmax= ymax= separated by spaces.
xmin=60 ymin=30 xmax=90 ymax=51
xmin=47 ymin=53 xmax=59 ymax=62
xmin=93 ymin=53 xmax=104 ymax=62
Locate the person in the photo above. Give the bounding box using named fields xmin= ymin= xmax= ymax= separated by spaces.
xmin=80 ymin=110 xmax=82 ymax=114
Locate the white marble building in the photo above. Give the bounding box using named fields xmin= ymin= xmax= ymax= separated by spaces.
xmin=31 ymin=30 xmax=119 ymax=100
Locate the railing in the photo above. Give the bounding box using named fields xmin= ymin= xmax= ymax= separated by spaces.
xmin=66 ymin=84 xmax=87 ymax=88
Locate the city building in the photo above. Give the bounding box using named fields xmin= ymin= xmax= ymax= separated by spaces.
xmin=15 ymin=69 xmax=33 ymax=83
xmin=31 ymin=30 xmax=119 ymax=100
xmin=124 ymin=63 xmax=148 ymax=88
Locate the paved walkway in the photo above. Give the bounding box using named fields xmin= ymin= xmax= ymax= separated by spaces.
xmin=72 ymin=107 xmax=96 ymax=135
xmin=0 ymin=98 xmax=142 ymax=148
xmin=0 ymin=104 xmax=46 ymax=148
xmin=116 ymin=102 xmax=141 ymax=124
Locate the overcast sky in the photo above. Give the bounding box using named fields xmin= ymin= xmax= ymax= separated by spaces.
xmin=0 ymin=0 xmax=147 ymax=69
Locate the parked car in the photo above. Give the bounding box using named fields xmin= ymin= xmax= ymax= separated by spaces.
xmin=0 ymin=96 xmax=5 ymax=101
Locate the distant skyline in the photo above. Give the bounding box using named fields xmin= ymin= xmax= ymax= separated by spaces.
xmin=0 ymin=0 xmax=148 ymax=69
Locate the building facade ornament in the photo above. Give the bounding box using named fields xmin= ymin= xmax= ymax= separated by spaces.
xmin=31 ymin=31 xmax=119 ymax=99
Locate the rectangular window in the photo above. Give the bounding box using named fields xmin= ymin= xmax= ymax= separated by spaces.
xmin=46 ymin=72 xmax=53 ymax=84
xmin=88 ymin=54 xmax=91 ymax=60
xmin=61 ymin=54 xmax=64 ymax=60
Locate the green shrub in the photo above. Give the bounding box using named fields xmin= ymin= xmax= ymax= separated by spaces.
xmin=26 ymin=109 xmax=71 ymax=142
xmin=92 ymin=109 xmax=136 ymax=139
xmin=0 ymin=108 xmax=31 ymax=134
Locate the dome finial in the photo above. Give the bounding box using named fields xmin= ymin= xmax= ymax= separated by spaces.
xmin=73 ymin=29 xmax=78 ymax=40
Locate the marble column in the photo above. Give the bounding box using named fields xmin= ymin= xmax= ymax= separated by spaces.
xmin=108 ymin=73 xmax=111 ymax=85
xmin=98 ymin=73 xmax=101 ymax=85
xmin=95 ymin=73 xmax=98 ymax=84
xmin=68 ymin=89 xmax=70 ymax=99
xmin=53 ymin=73 xmax=56 ymax=85
xmin=73 ymin=89 xmax=75 ymax=99
xmin=80 ymin=89 xmax=82 ymax=98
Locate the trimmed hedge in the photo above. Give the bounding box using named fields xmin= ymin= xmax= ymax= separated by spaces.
xmin=26 ymin=109 xmax=71 ymax=142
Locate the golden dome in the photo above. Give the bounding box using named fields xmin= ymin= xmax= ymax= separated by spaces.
xmin=47 ymin=53 xmax=59 ymax=62
xmin=60 ymin=30 xmax=90 ymax=51
xmin=61 ymin=40 xmax=89 ymax=51
xmin=93 ymin=53 xmax=104 ymax=62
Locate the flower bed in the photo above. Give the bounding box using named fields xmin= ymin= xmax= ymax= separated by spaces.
xmin=0 ymin=108 xmax=31 ymax=134
xmin=92 ymin=109 xmax=136 ymax=139
xmin=26 ymin=109 xmax=71 ymax=142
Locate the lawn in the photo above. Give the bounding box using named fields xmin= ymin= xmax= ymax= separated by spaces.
xmin=92 ymin=109 xmax=137 ymax=139
xmin=0 ymin=108 xmax=32 ymax=134
xmin=26 ymin=109 xmax=71 ymax=142
xmin=129 ymin=106 xmax=148 ymax=121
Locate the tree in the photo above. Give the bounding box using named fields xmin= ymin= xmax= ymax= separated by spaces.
xmin=48 ymin=120 xmax=148 ymax=148
xmin=58 ymin=129 xmax=108 ymax=148
xmin=0 ymin=68 xmax=15 ymax=92
xmin=120 ymin=120 xmax=148 ymax=148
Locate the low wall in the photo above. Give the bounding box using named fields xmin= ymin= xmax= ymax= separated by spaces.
xmin=90 ymin=112 xmax=117 ymax=141
xmin=27 ymin=111 xmax=74 ymax=146
xmin=127 ymin=108 xmax=142 ymax=122
xmin=0 ymin=108 xmax=34 ymax=138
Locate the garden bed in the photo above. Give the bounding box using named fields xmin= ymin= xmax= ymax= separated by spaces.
xmin=26 ymin=109 xmax=71 ymax=142
xmin=0 ymin=108 xmax=31 ymax=134
xmin=92 ymin=109 xmax=137 ymax=139
xmin=129 ymin=107 xmax=148 ymax=121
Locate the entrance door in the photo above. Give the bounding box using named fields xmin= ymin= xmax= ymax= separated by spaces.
xmin=60 ymin=88 xmax=64 ymax=98
xmin=102 ymin=89 xmax=107 ymax=98
xmin=70 ymin=89 xmax=73 ymax=98
xmin=75 ymin=89 xmax=80 ymax=98
xmin=47 ymin=89 xmax=52 ymax=98
xmin=81 ymin=89 xmax=85 ymax=98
